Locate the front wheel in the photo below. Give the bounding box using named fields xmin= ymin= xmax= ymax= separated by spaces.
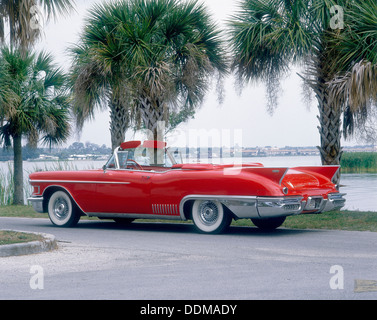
xmin=48 ymin=191 xmax=80 ymax=227
xmin=191 ymin=200 xmax=232 ymax=234
xmin=251 ymin=216 xmax=286 ymax=231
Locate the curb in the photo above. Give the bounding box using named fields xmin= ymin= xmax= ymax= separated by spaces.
xmin=0 ymin=230 xmax=57 ymax=257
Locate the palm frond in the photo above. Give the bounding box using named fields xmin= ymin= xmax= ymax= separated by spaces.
xmin=39 ymin=0 xmax=75 ymax=21
xmin=325 ymin=0 xmax=377 ymax=139
xmin=69 ymin=0 xmax=228 ymax=141
xmin=329 ymin=60 xmax=377 ymax=113
xmin=0 ymin=0 xmax=75 ymax=50
xmin=0 ymin=46 xmax=71 ymax=146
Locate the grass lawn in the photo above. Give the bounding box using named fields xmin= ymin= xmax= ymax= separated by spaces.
xmin=233 ymin=210 xmax=377 ymax=232
xmin=0 ymin=205 xmax=46 ymax=219
xmin=0 ymin=230 xmax=43 ymax=245
xmin=1 ymin=205 xmax=377 ymax=233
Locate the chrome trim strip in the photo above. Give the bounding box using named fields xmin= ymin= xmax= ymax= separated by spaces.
xmin=279 ymin=168 xmax=289 ymax=185
xmin=30 ymin=180 xmax=131 ymax=185
xmin=87 ymin=212 xmax=182 ymax=220
xmin=179 ymin=195 xmax=259 ymax=221
xmin=179 ymin=194 xmax=305 ymax=220
xmin=152 ymin=204 xmax=179 ymax=215
xmin=114 ymin=146 xmax=120 ymax=169
xmin=32 ymin=185 xmax=41 ymax=196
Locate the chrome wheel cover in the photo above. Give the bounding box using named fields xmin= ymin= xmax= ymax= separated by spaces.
xmin=53 ymin=197 xmax=69 ymax=220
xmin=198 ymin=201 xmax=219 ymax=226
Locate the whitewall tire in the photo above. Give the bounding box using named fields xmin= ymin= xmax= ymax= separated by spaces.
xmin=48 ymin=191 xmax=80 ymax=227
xmin=192 ymin=200 xmax=231 ymax=234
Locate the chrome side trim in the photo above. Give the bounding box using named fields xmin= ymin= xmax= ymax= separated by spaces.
xmin=179 ymin=194 xmax=305 ymax=220
xmin=152 ymin=204 xmax=179 ymax=215
xmin=29 ymin=180 xmax=131 ymax=185
xmin=87 ymin=212 xmax=182 ymax=220
xmin=31 ymin=185 xmax=40 ymax=196
xmin=114 ymin=146 xmax=120 ymax=169
xmin=221 ymin=198 xmax=259 ymax=219
xmin=279 ymin=168 xmax=289 ymax=185
xmin=179 ymin=195 xmax=259 ymax=220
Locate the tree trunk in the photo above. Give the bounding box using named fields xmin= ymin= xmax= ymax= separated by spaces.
xmin=138 ymin=97 xmax=166 ymax=140
xmin=316 ymin=92 xmax=343 ymax=164
xmin=314 ymin=56 xmax=343 ymax=184
xmin=12 ymin=134 xmax=24 ymax=205
xmin=109 ymin=97 xmax=129 ymax=151
xmin=138 ymin=97 xmax=166 ymax=164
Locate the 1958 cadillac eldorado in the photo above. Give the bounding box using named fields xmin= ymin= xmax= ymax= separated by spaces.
xmin=28 ymin=140 xmax=346 ymax=234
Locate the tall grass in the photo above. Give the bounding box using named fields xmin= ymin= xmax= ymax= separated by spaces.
xmin=0 ymin=161 xmax=84 ymax=206
xmin=340 ymin=152 xmax=377 ymax=173
xmin=0 ymin=163 xmax=14 ymax=206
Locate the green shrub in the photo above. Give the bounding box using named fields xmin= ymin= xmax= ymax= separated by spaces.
xmin=340 ymin=152 xmax=377 ymax=173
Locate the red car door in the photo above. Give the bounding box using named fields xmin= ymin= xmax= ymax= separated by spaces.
xmin=90 ymin=169 xmax=152 ymax=214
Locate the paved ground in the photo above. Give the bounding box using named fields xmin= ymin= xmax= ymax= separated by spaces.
xmin=1 ymin=217 xmax=377 ymax=300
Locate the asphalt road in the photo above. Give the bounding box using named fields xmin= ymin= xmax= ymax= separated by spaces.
xmin=0 ymin=216 xmax=377 ymax=300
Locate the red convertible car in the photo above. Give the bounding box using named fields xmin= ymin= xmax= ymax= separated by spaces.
xmin=28 ymin=140 xmax=346 ymax=234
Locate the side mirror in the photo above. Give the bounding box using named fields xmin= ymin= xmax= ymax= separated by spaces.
xmin=102 ymin=164 xmax=107 ymax=172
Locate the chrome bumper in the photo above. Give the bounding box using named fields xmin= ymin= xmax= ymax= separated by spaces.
xmin=321 ymin=193 xmax=347 ymax=212
xmin=255 ymin=193 xmax=346 ymax=218
xmin=257 ymin=197 xmax=303 ymax=218
xmin=27 ymin=197 xmax=44 ymax=213
xmin=224 ymin=196 xmax=304 ymax=219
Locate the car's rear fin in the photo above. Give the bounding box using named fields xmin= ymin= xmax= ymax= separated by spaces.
xmin=242 ymin=167 xmax=289 ymax=185
xmin=291 ymin=166 xmax=340 ymax=181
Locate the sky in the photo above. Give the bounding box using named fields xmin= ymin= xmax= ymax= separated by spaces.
xmin=34 ymin=0 xmax=358 ymax=148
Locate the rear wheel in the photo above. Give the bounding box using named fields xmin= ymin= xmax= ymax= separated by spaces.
xmin=48 ymin=191 xmax=80 ymax=227
xmin=251 ymin=216 xmax=286 ymax=231
xmin=191 ymin=200 xmax=232 ymax=234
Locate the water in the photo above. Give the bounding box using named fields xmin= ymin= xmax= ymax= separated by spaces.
xmin=340 ymin=174 xmax=377 ymax=211
xmin=1 ymin=156 xmax=376 ymax=211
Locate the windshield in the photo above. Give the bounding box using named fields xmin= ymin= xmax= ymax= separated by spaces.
xmin=104 ymin=154 xmax=116 ymax=169
xmin=104 ymin=146 xmax=183 ymax=170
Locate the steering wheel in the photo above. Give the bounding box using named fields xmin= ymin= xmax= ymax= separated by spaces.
xmin=126 ymin=159 xmax=143 ymax=170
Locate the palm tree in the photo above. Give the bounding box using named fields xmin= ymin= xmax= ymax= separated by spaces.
xmin=0 ymin=0 xmax=75 ymax=51
xmin=0 ymin=47 xmax=70 ymax=204
xmin=69 ymin=1 xmax=132 ymax=151
xmin=125 ymin=0 xmax=228 ymax=141
xmin=327 ymin=1 xmax=377 ymax=141
xmin=70 ymin=0 xmax=228 ymax=150
xmin=228 ymin=0 xmax=377 ymax=182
